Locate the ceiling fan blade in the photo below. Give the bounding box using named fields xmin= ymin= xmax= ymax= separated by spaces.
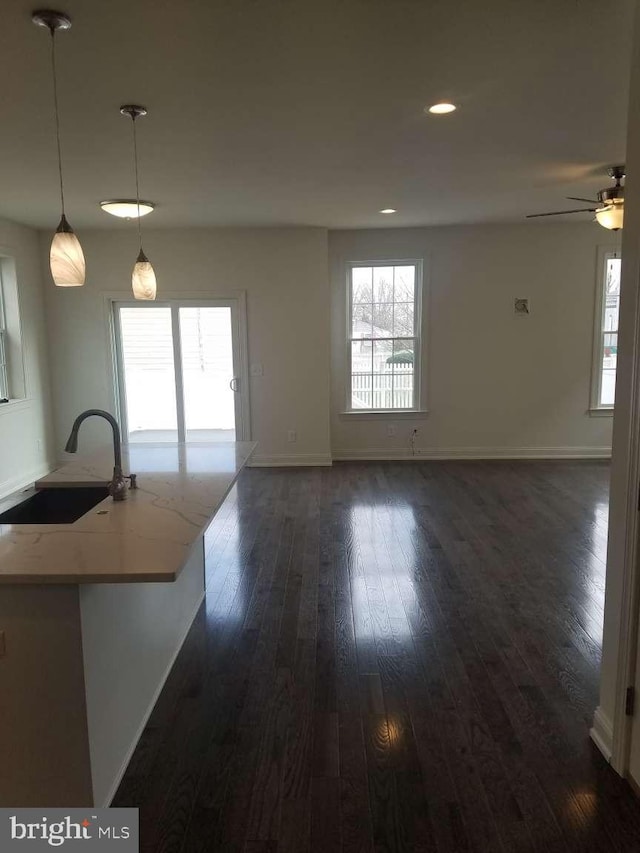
xmin=526 ymin=208 xmax=597 ymax=218
xmin=566 ymin=196 xmax=600 ymax=204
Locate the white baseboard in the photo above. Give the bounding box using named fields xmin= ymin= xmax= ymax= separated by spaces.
xmin=248 ymin=453 xmax=333 ymax=467
xmin=0 ymin=461 xmax=55 ymax=501
xmin=102 ymin=588 xmax=206 ymax=807
xmin=590 ymin=706 xmax=614 ymax=762
xmin=332 ymin=446 xmax=612 ymax=462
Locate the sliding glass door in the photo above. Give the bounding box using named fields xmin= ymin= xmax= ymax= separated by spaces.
xmin=117 ymin=306 xmax=179 ymax=441
xmin=113 ymin=299 xmax=249 ymax=444
xmin=179 ymin=306 xmax=236 ymax=442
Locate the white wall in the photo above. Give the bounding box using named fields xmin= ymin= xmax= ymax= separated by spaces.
xmin=0 ymin=584 xmax=92 ymax=806
xmin=593 ymin=4 xmax=640 ymax=770
xmin=330 ymin=223 xmax=614 ymax=459
xmin=42 ymin=227 xmax=331 ymax=465
xmin=0 ymin=217 xmax=54 ymax=497
xmin=42 ymin=222 xmax=613 ymax=465
xmin=80 ymin=542 xmax=205 ymax=806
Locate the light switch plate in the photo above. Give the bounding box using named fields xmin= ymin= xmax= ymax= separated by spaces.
xmin=250 ymin=363 xmax=264 ymax=377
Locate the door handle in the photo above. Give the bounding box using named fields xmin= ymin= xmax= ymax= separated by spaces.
xmin=229 ymin=377 xmax=239 ymax=392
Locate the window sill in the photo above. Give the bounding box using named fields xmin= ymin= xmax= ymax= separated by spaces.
xmin=0 ymin=397 xmax=31 ymax=416
xmin=340 ymin=409 xmax=429 ymax=420
xmin=589 ymin=407 xmax=614 ymax=417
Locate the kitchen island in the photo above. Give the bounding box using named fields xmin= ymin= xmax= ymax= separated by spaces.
xmin=0 ymin=441 xmax=255 ymax=807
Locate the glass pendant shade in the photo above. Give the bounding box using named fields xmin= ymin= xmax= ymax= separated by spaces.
xmin=50 ymin=215 xmax=86 ymax=286
xmin=595 ymin=203 xmax=624 ymax=231
xmin=132 ymin=249 xmax=157 ymax=300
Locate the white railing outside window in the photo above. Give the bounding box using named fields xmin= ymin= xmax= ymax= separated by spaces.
xmin=351 ymin=363 xmax=414 ymax=409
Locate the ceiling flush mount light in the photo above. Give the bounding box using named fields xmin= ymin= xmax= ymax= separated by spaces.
xmin=379 ymin=208 xmax=397 ymax=214
xmin=427 ymin=102 xmax=457 ymax=115
xmin=33 ymin=9 xmax=86 ymax=287
xmin=121 ymin=105 xmax=156 ymax=300
xmin=100 ymin=200 xmax=155 ymax=219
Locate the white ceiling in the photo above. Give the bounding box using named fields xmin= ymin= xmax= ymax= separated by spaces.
xmin=0 ymin=0 xmax=635 ymax=230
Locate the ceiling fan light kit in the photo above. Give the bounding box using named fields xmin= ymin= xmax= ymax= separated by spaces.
xmin=594 ymin=166 xmax=625 ymax=230
xmin=595 ymin=201 xmax=624 ymax=231
xmin=526 ymin=165 xmax=625 ymax=231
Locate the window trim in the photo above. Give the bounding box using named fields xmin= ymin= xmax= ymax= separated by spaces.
xmin=345 ymin=259 xmax=424 ymax=414
xmin=590 ymin=245 xmax=621 ymax=413
xmin=0 ymin=267 xmax=7 ymax=399
xmin=0 ymin=330 xmax=7 ymax=400
xmin=0 ymin=252 xmax=27 ymax=402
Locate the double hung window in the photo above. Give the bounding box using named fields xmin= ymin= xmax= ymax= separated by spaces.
xmin=0 ymin=266 xmax=8 ymax=399
xmin=592 ymin=250 xmax=621 ymax=410
xmin=348 ymin=262 xmax=422 ymax=411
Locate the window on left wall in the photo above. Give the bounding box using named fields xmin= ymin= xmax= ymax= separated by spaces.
xmin=0 ymin=256 xmax=26 ymax=403
xmin=0 ymin=265 xmax=9 ymax=400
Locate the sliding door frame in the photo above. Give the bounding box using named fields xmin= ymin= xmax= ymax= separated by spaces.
xmin=107 ymin=292 xmax=251 ymax=444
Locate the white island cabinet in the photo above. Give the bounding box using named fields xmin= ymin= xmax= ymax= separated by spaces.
xmin=0 ymin=441 xmax=255 ymax=807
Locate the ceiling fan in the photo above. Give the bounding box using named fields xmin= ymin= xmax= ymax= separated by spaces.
xmin=526 ymin=165 xmax=625 ymax=230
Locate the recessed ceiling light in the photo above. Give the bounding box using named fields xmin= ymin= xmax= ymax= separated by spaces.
xmin=379 ymin=208 xmax=397 ymax=214
xmin=427 ymin=102 xmax=457 ymax=115
xmin=100 ymin=200 xmax=155 ymax=219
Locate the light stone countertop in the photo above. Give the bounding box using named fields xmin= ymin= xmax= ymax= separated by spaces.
xmin=0 ymin=442 xmax=256 ymax=584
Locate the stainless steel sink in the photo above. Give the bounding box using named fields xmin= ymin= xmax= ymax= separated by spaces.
xmin=0 ymin=486 xmax=110 ymax=524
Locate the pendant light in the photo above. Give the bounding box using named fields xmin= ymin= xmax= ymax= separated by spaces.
xmin=33 ymin=10 xmax=86 ymax=287
xmin=121 ymin=105 xmax=156 ymax=300
xmin=100 ymin=200 xmax=155 ymax=219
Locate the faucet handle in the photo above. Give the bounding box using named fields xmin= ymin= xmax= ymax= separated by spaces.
xmin=126 ymin=473 xmax=138 ymax=490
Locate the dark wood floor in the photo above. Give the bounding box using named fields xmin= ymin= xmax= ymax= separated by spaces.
xmin=113 ymin=460 xmax=640 ymax=852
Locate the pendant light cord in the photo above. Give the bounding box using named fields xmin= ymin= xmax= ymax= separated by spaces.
xmin=49 ymin=31 xmax=66 ymax=216
xmin=131 ymin=117 xmax=143 ymax=252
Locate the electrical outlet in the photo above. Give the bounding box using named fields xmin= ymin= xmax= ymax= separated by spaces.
xmin=387 ymin=425 xmax=396 ymax=437
xmin=287 ymin=430 xmax=297 ymax=443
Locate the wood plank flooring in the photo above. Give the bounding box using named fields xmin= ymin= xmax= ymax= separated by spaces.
xmin=113 ymin=460 xmax=640 ymax=852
